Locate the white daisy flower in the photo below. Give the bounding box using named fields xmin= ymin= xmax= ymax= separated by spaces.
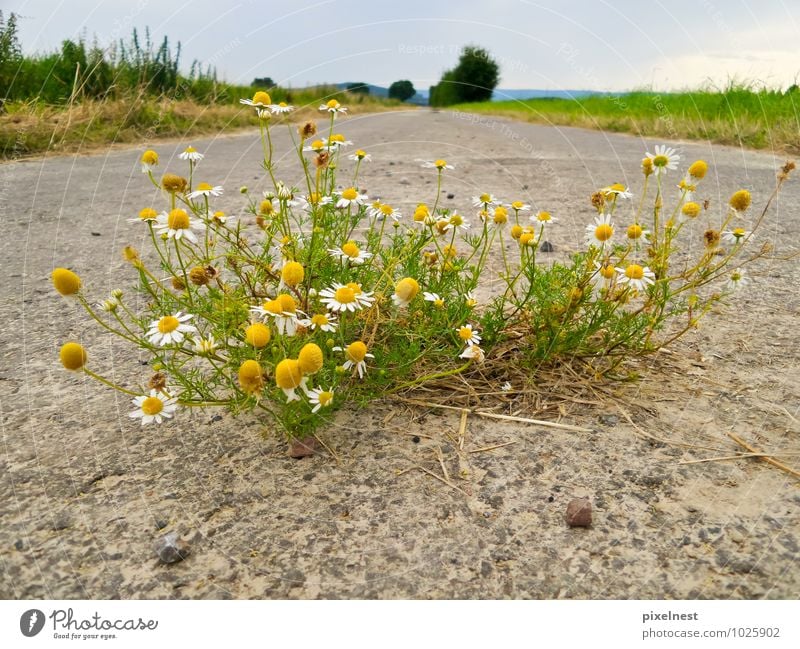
xmin=303 ymin=139 xmax=327 ymax=153
xmin=724 ymin=268 xmax=749 ymax=292
xmin=327 ymin=241 xmax=372 ymax=265
xmin=300 ymin=312 xmax=339 ymax=333
xmin=645 ymin=145 xmax=680 ymax=175
xmin=178 ymin=146 xmax=204 ymax=162
xmin=154 ymin=209 xmax=205 ymax=244
xmin=501 ymin=382 xmax=512 ymax=391
xmin=146 ymin=312 xmax=197 ymax=346
xmin=722 ymin=228 xmax=751 ymax=245
xmin=472 ymin=193 xmax=499 ymax=207
xmin=585 ymin=213 xmax=615 ymax=248
xmin=319 ymin=99 xmax=347 ymax=114
xmin=333 ymin=341 xmax=374 ymax=379
xmin=210 ymin=210 xmax=234 ymax=225
xmin=460 ymin=344 xmax=485 ymax=362
xmin=250 ymin=296 xmax=302 ymax=337
xmin=509 ymin=201 xmax=531 ymax=212
xmin=270 ymin=102 xmax=294 ymax=114
xmin=423 ymin=292 xmax=445 ymax=308
xmin=319 ymin=283 xmax=370 ymax=313
xmin=97 ymin=297 xmax=119 ymax=312
xmin=348 ymin=150 xmax=371 ymax=161
xmin=308 ymin=387 xmax=335 ymax=413
xmin=140 ymin=150 xmax=158 ymax=173
xmin=128 ymin=207 xmax=159 ymax=223
xmin=531 ymin=211 xmax=558 ymax=225
xmin=625 ymin=223 xmax=651 ymax=241
xmin=677 ymin=177 xmax=697 ymax=200
xmin=369 ymin=202 xmax=402 ymax=221
xmin=615 ymin=264 xmax=656 ymax=292
xmin=590 ymin=262 xmax=617 ymax=294
xmin=418 ymin=159 xmax=454 ymax=170
xmin=602 ymin=183 xmax=633 ymax=200
xmin=464 ymin=291 xmax=478 ymax=308
xmin=326 ymin=134 xmax=353 ymax=148
xmin=188 ymin=182 xmax=223 ymax=199
xmin=240 ymin=92 xmax=272 ymax=109
xmin=274 ymin=181 xmax=295 ymax=201
xmin=444 ymin=213 xmax=469 ymax=232
xmin=129 ymin=389 xmax=178 ymax=426
xmin=456 ymin=323 xmax=481 ymax=347
xmin=335 ymin=187 xmax=368 ymax=208
xmin=192 ymin=335 xmax=218 ymax=355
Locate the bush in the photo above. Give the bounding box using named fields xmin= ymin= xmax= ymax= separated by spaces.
xmin=430 ymin=46 xmax=499 ymax=107
xmin=388 ymin=80 xmax=415 ymax=102
xmin=52 ymin=95 xmax=791 ymax=451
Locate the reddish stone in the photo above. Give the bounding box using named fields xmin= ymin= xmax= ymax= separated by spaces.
xmin=565 ymin=498 xmax=592 ymax=527
xmin=288 ymin=436 xmax=318 ymax=459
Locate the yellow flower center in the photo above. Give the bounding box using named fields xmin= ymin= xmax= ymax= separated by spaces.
xmin=434 ymin=298 xmax=444 ymax=308
xmin=275 ymin=359 xmax=303 ymax=389
xmin=458 ymin=326 xmax=473 ymax=341
xmin=594 ymin=223 xmax=614 ymax=241
xmin=341 ymin=241 xmax=360 ymax=258
xmin=537 ymin=211 xmax=552 ymax=222
xmin=330 ymin=133 xmax=345 ymax=142
xmin=732 ymin=228 xmax=746 ymax=238
xmin=345 ymin=341 xmax=367 ymax=363
xmin=653 ymin=155 xmax=668 ymax=167
xmin=311 ymin=314 xmax=330 ymax=327
xmin=380 ymin=204 xmax=395 ymax=216
xmin=394 ymin=277 xmax=419 ymax=302
xmin=298 ymin=343 xmax=324 ymax=374
xmin=310 ymin=139 xmax=325 ymax=150
xmin=277 ymin=293 xmax=297 ymax=313
xmin=434 ymin=159 xmax=447 ymax=169
xmin=168 ymin=209 xmax=190 ymax=230
xmin=326 ymin=99 xmax=341 ymax=109
xmin=608 ymin=183 xmax=626 ymax=193
xmin=281 ymin=261 xmax=305 ymax=287
xmin=317 ymin=391 xmax=333 ymax=406
xmin=625 ymin=264 xmax=644 ymax=280
xmin=141 ymin=396 xmax=164 ymax=416
xmin=59 ymin=342 xmax=87 ymax=370
xmin=729 ymin=190 xmax=751 ymax=212
xmin=355 ymin=149 xmax=367 ymax=158
xmin=345 ymin=282 xmax=363 ymax=295
xmin=245 ymin=323 xmax=271 ymax=348
xmin=308 ymin=192 xmax=322 ymax=204
xmin=688 ymin=160 xmax=708 ymax=179
xmin=341 ymin=187 xmax=358 ymax=201
xmin=253 ymin=91 xmax=271 ymax=105
xmin=443 ymin=244 xmax=457 ymax=258
xmin=264 ymin=300 xmax=282 ymax=315
xmin=334 ymin=287 xmax=356 ymax=304
xmin=52 ymin=268 xmax=82 ymax=295
xmin=510 ymin=224 xmax=523 ymax=239
xmin=158 ymin=316 xmax=180 ymax=333
xmin=682 ymin=202 xmax=701 ymax=218
xmin=731 ymin=271 xmax=742 ymax=282
xmin=196 ymin=182 xmax=213 ymax=192
xmin=260 ymin=200 xmax=275 ymax=215
xmin=600 ymin=264 xmax=616 ymax=279
xmin=627 ymin=224 xmax=643 ymax=239
xmin=511 ymin=201 xmax=525 ymax=210
xmin=449 ymin=214 xmax=464 ymax=227
xmin=139 ymin=207 xmax=158 ymax=220
xmin=238 ymin=360 xmax=264 ymax=394
xmin=141 ymin=150 xmax=158 ymax=165
xmin=479 ymin=193 xmax=491 ymax=203
xmin=519 ymin=232 xmax=534 ymax=246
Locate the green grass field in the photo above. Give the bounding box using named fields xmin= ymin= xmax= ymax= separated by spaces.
xmin=452 ymin=87 xmax=800 ymax=152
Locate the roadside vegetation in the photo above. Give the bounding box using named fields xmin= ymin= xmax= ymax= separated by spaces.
xmin=451 ymin=84 xmax=800 ymax=152
xmin=0 ymin=13 xmax=398 ymax=158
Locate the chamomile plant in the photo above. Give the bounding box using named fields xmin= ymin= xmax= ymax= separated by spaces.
xmin=53 ymin=90 xmax=792 ymax=444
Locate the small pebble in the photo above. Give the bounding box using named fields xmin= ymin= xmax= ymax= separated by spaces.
xmin=598 ymin=414 xmax=618 ymax=426
xmin=412 ymin=435 xmax=420 ymax=444
xmin=399 ymin=178 xmax=410 ymax=185
xmin=91 ymin=232 xmax=101 ymax=237
xmin=565 ymin=498 xmax=592 ymax=527
xmin=728 ymin=529 xmax=745 ymax=544
xmin=288 ymin=436 xmax=317 ymax=459
xmin=14 ymin=539 xmax=24 ymax=551
xmin=539 ymin=240 xmax=554 ymax=252
xmin=547 ymin=495 xmax=554 ymax=503
xmin=154 ymin=532 xmax=190 ymax=564
xmin=446 ymin=193 xmax=455 ymax=199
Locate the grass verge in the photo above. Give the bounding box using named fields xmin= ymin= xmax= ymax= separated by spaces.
xmin=1 ymin=93 xmax=405 ymax=159
xmin=451 ymin=87 xmax=800 ymax=152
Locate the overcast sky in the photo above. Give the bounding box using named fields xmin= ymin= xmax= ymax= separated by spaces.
xmin=5 ymin=0 xmax=799 ymax=92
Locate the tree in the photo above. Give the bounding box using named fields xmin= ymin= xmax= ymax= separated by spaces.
xmin=346 ymin=82 xmax=369 ymax=95
xmin=429 ymin=45 xmax=499 ymax=107
xmin=388 ymin=79 xmax=415 ymax=102
xmin=252 ymin=76 xmax=274 ymax=88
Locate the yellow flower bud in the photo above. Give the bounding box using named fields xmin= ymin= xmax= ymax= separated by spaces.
xmin=52 ymin=268 xmax=81 ymax=295
xmin=59 ymin=342 xmax=87 ymax=370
